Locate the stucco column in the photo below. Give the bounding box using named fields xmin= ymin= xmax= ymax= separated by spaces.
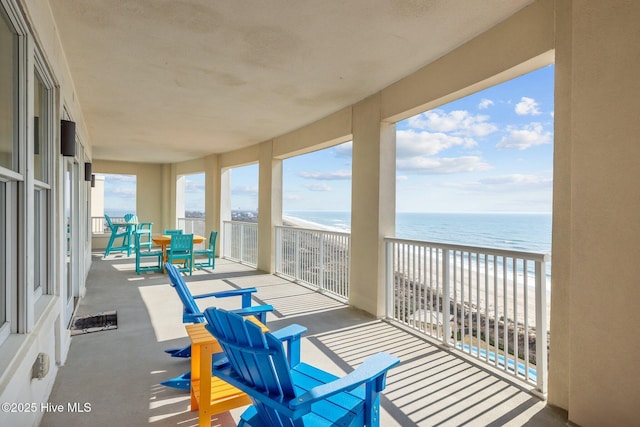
xmin=257 ymin=140 xmax=282 ymax=272
xmin=548 ymin=0 xmax=571 ymax=411
xmin=552 ymin=2 xmax=640 ymax=425
xmin=349 ymin=94 xmax=396 ymax=317
xmin=219 ymin=167 xmax=231 ymax=257
xmin=175 ymin=175 xmax=185 ymax=224
xmin=163 ymin=163 xmax=174 ymax=230
xmin=203 ymin=154 xmax=219 ymax=250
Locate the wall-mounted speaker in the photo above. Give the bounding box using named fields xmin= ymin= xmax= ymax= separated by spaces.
xmin=60 ymin=120 xmax=76 ymax=157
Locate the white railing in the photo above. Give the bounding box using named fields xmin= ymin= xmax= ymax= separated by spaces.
xmin=91 ymin=216 xmax=126 ymax=234
xmin=385 ymin=237 xmax=549 ymax=396
xmin=177 ymin=217 xmax=206 ymax=249
xmin=222 ymin=221 xmax=258 ymax=267
xmin=275 ymin=226 xmax=350 ymax=301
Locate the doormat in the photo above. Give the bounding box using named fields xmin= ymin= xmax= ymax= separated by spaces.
xmin=70 ymin=310 xmax=118 ymax=335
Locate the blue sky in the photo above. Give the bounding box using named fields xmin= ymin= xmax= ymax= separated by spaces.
xmin=103 ymin=65 xmax=554 ymax=215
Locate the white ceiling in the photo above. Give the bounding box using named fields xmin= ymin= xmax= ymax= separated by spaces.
xmin=48 ymin=0 xmax=532 ymax=163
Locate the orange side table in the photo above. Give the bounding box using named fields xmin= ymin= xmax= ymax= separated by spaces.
xmin=186 ymin=319 xmax=267 ymax=427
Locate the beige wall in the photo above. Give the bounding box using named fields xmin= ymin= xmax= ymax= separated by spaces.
xmin=90 ymin=175 xmax=105 ymax=217
xmin=92 ymin=160 xmax=165 ymax=248
xmin=554 ymin=2 xmax=640 ymax=425
xmin=272 ymin=107 xmax=352 ymax=159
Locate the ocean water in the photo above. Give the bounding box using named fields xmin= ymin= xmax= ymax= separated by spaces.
xmin=284 ymin=211 xmax=552 ymax=255
xmin=285 ymin=210 xmax=553 ymax=290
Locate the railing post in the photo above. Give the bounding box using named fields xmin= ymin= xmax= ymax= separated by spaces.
xmin=239 ymin=224 xmax=245 ymax=263
xmin=385 ymin=239 xmax=393 ymax=319
xmin=442 ymin=248 xmax=451 ymax=348
xmin=319 ymin=232 xmax=325 ymax=291
xmin=294 ymin=231 xmax=300 ymax=281
xmin=275 ymin=226 xmax=281 ymax=274
xmin=346 ymin=234 xmax=351 ymax=300
xmin=222 ymin=222 xmax=227 ymax=258
xmin=535 ymin=258 xmax=548 ymax=397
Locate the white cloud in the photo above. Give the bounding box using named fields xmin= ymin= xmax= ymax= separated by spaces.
xmin=184 ymin=179 xmax=205 ymax=192
xmin=332 ymin=141 xmax=353 ymax=158
xmin=515 ymin=97 xmax=541 ymax=115
xmin=446 ymin=174 xmax=552 ymax=193
xmin=298 ymin=170 xmax=351 ymax=180
xmin=396 ymin=175 xmax=409 ymax=181
xmin=284 ymin=194 xmax=301 ymax=201
xmin=396 ymin=130 xmax=476 ymax=157
xmin=232 ymin=185 xmax=258 ymax=195
xmin=496 ymin=123 xmax=552 ymax=150
xmin=109 ymin=187 xmax=136 ymax=198
xmin=304 ymin=183 xmax=332 ymax=192
xmin=478 ymin=99 xmax=494 ymax=109
xmin=104 ymin=174 xmax=136 ymax=183
xmin=407 ymin=109 xmax=498 ymax=137
xmin=396 ymin=156 xmax=492 ymax=174
xmin=478 ymin=174 xmax=552 ymax=189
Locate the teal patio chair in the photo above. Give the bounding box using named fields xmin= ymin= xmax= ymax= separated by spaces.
xmin=163 ymin=229 xmax=182 ymax=252
xmin=136 ymin=222 xmax=153 ymax=251
xmin=167 ymin=233 xmax=194 ymax=275
xmin=103 ymin=214 xmax=131 ymax=257
xmin=204 ymin=307 xmax=400 ymax=427
xmin=194 ymin=230 xmax=217 ymax=269
xmin=134 ymin=232 xmax=163 ymax=274
xmin=124 ymin=214 xmax=152 ymax=251
xmin=161 ymin=263 xmax=274 ymax=390
xmin=163 ymin=229 xmax=183 ymax=236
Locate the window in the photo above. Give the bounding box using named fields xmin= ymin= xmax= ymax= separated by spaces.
xmin=0 ymin=2 xmax=22 ymax=342
xmin=0 ymin=7 xmax=17 ymax=172
xmin=33 ymin=54 xmax=53 ymax=299
xmin=0 ymin=181 xmax=6 ymax=333
xmin=34 ymin=71 xmax=46 ymax=181
xmin=33 ymin=188 xmax=46 ymax=295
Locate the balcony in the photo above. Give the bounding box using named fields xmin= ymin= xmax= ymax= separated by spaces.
xmin=42 ymin=254 xmax=566 ymax=426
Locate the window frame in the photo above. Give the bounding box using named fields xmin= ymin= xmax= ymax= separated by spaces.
xmin=0 ymin=0 xmax=28 ymax=340
xmin=32 ymin=48 xmax=54 ymax=304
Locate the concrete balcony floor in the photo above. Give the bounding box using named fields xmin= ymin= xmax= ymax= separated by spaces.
xmin=42 ymin=255 xmax=567 ymax=427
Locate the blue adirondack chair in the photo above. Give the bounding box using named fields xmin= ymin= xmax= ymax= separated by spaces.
xmin=103 ymin=214 xmax=131 ymax=257
xmin=204 ymin=307 xmax=400 ymax=427
xmin=194 ymin=230 xmax=217 ymax=269
xmin=161 ymin=263 xmax=274 ymax=390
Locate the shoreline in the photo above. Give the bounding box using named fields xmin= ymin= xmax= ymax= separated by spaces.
xmin=282 ymin=215 xmax=346 ymax=233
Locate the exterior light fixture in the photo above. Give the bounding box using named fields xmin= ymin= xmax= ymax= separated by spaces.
xmin=84 ymin=162 xmax=92 ymax=181
xmin=60 ymin=120 xmax=76 ymax=157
